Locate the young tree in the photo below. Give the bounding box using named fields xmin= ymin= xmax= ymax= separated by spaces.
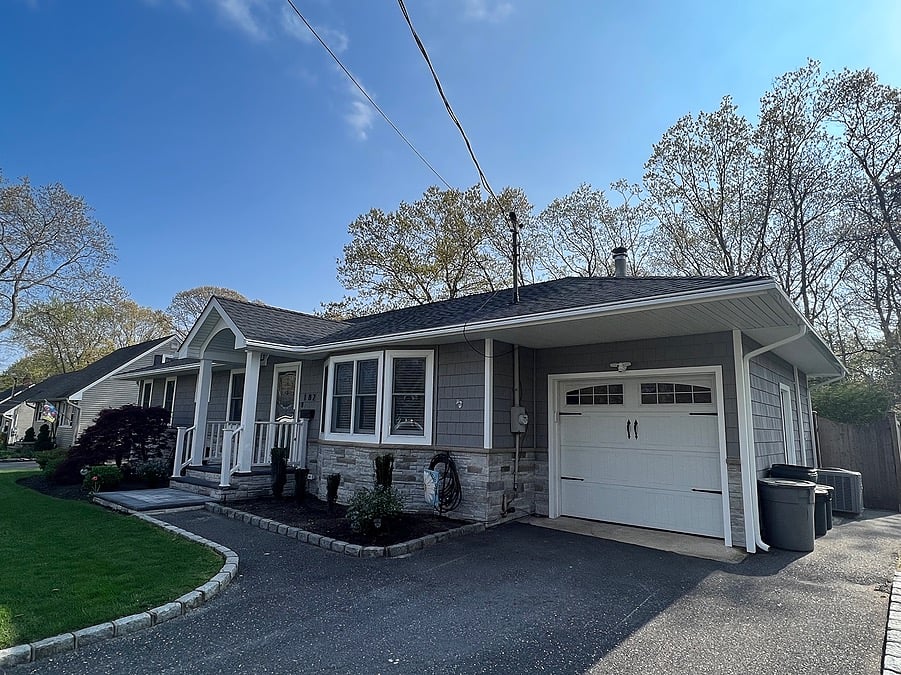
xmin=0 ymin=172 xmax=115 ymax=332
xmin=167 ymin=286 xmax=248 ymax=337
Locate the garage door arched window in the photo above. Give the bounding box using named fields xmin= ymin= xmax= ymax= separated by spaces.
xmin=640 ymin=382 xmax=712 ymax=405
xmin=564 ymin=384 xmax=624 ymax=405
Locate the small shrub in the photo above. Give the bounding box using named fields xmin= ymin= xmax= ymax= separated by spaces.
xmin=812 ymin=380 xmax=893 ymax=424
xmin=0 ymin=431 xmax=7 ymax=454
xmin=82 ymin=465 xmax=123 ymax=492
xmin=43 ymin=457 xmax=68 ymax=483
xmin=133 ymin=458 xmax=170 ymax=486
xmin=23 ymin=427 xmax=35 ymax=443
xmin=34 ymin=424 xmax=54 ymax=451
xmin=347 ymin=486 xmax=403 ymax=536
xmin=34 ymin=448 xmax=68 ymax=470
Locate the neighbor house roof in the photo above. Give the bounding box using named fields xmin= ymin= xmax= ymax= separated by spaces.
xmin=6 ymin=336 xmax=175 ymax=405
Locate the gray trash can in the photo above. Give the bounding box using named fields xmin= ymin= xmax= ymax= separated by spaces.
xmin=758 ymin=478 xmax=816 ymax=552
xmin=814 ymin=485 xmax=830 ymax=536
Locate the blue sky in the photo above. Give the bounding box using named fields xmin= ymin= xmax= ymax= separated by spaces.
xmin=2 ymin=0 xmax=900 ymax=316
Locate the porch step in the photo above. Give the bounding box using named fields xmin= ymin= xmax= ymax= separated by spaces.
xmin=170 ymin=475 xmax=220 ymax=497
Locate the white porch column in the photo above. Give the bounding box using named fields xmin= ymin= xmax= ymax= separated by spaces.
xmin=190 ymin=359 xmax=214 ymax=466
xmin=237 ymin=350 xmax=262 ymax=472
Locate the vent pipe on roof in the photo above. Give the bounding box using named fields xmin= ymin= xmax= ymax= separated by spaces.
xmin=612 ymin=246 xmax=628 ymax=278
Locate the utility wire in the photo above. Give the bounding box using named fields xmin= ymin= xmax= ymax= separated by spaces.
xmin=285 ymin=0 xmax=452 ymax=190
xmin=396 ymin=0 xmax=504 ymax=212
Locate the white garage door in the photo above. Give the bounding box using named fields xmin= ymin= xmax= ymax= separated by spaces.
xmin=558 ymin=375 xmax=724 ymax=538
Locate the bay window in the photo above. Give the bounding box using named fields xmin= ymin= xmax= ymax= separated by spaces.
xmin=323 ymin=350 xmax=434 ymax=444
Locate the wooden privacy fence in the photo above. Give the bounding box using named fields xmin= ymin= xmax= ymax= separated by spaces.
xmin=816 ymin=413 xmax=901 ymax=512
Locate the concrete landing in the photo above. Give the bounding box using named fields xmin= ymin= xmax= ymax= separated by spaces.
xmin=524 ymin=515 xmax=747 ymax=564
xmin=95 ymin=488 xmax=210 ymax=511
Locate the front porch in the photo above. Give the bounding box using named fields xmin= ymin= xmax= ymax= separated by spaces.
xmin=170 ymin=419 xmax=311 ymax=496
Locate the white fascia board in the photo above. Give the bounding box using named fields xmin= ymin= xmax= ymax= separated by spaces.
xmin=68 ymin=336 xmax=179 ymax=401
xmin=766 ymin=284 xmax=845 ymax=376
xmin=113 ymin=361 xmax=206 ymax=381
xmin=245 ymin=281 xmax=779 ymax=355
xmin=179 ymin=298 xmax=248 ymax=358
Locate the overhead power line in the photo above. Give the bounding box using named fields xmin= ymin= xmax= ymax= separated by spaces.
xmin=396 ymin=0 xmax=504 ymax=211
xmin=285 ymin=0 xmax=452 ymax=190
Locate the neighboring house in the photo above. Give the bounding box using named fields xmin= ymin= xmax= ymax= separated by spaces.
xmin=6 ymin=336 xmax=178 ymax=448
xmin=122 ymin=261 xmax=844 ymax=553
xmin=1 ymin=384 xmax=34 ymax=442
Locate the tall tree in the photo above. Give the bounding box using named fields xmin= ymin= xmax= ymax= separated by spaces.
xmin=329 ymin=185 xmax=532 ymax=312
xmin=5 ymin=293 xmax=171 ymax=380
xmin=534 ymin=181 xmax=654 ymax=278
xmin=167 ymin=286 xmax=248 ymax=338
xmin=645 ymin=96 xmax=771 ymax=275
xmin=0 ymin=172 xmax=115 ymax=332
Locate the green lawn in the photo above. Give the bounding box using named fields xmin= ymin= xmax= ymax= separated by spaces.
xmin=0 ymin=470 xmax=221 ymax=648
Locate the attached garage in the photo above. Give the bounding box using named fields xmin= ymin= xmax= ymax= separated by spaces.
xmin=549 ymin=368 xmax=728 ymax=539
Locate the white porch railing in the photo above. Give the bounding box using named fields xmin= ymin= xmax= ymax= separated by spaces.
xmin=172 ymin=426 xmax=195 ymax=477
xmin=251 ymin=420 xmax=310 ymax=467
xmin=198 ymin=419 xmax=310 ymax=488
xmin=219 ymin=424 xmax=243 ymax=488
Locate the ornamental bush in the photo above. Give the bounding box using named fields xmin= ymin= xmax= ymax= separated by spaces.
xmin=82 ymin=465 xmax=122 ymax=492
xmin=34 ymin=424 xmax=54 ymax=451
xmin=34 ymin=448 xmax=67 ymax=471
xmin=133 ymin=457 xmax=170 ymax=486
xmin=54 ymin=405 xmax=171 ymax=484
xmin=346 ymin=486 xmax=403 ymax=537
xmin=23 ymin=427 xmax=35 ymax=443
xmin=811 ymin=380 xmax=893 ymax=424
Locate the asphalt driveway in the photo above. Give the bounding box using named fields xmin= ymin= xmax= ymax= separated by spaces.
xmin=12 ymin=509 xmax=901 ymax=674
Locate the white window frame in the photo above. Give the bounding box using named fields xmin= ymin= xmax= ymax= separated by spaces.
xmin=57 ymin=401 xmax=74 ymax=429
xmin=138 ymin=380 xmax=153 ymax=408
xmin=322 ymin=351 xmax=383 ymax=443
xmin=270 ymin=362 xmax=302 ymax=422
xmin=779 ymin=383 xmax=799 ymax=464
xmin=226 ymin=369 xmax=246 ymax=423
xmin=162 ymin=377 xmax=177 ymax=425
xmin=382 ymin=349 xmax=435 ymax=445
xmin=322 ymin=349 xmax=435 ymax=445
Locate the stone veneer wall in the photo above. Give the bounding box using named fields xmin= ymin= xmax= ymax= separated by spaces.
xmin=727 ymin=460 xmax=745 ymax=547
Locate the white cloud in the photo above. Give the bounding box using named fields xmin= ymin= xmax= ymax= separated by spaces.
xmin=280 ymin=5 xmax=348 ymax=53
xmin=463 ymin=0 xmax=513 ymax=22
xmin=214 ymin=0 xmax=267 ymax=40
xmin=345 ymin=87 xmax=375 ymax=141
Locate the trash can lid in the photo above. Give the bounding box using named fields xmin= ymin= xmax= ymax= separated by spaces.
xmin=758 ymin=478 xmax=817 ymax=489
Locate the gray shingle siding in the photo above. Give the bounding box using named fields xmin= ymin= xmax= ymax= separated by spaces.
xmin=436 ymin=342 xmax=485 ymax=448
xmin=173 ymin=374 xmax=196 ymax=428
xmin=492 ymin=342 xmax=515 ymax=449
xmin=745 ymin=340 xmax=812 ymax=475
xmin=207 ymin=371 xmax=231 ymax=422
xmin=299 ymin=359 xmax=323 ymax=442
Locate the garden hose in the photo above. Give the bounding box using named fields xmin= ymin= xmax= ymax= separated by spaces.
xmin=428 ymin=452 xmax=462 ymax=514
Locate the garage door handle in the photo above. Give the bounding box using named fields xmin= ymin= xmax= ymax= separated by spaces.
xmin=633 ymin=419 xmax=639 ymax=439
xmin=626 ymin=419 xmax=631 ymax=439
xmin=561 ymin=476 xmax=584 ymax=481
xmin=691 ymin=488 xmax=722 ymax=495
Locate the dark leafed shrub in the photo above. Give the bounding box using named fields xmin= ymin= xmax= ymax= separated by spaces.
xmin=34 ymin=424 xmax=54 ymax=451
xmin=55 ymin=405 xmax=172 ymax=484
xmin=23 ymin=427 xmax=35 ymax=443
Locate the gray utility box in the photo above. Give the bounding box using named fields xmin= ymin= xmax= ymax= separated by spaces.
xmin=816 ymin=468 xmax=864 ymax=515
xmin=758 ymin=478 xmax=817 ymax=552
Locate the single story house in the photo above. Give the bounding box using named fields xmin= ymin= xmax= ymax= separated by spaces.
xmin=6 ymin=336 xmax=178 ymax=447
xmin=122 ymin=267 xmax=844 ymax=553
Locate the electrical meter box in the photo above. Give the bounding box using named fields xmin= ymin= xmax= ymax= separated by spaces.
xmin=511 ymin=406 xmax=528 ymax=433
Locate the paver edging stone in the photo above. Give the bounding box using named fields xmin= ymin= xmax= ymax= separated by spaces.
xmin=0 ymin=499 xmax=239 ymax=669
xmin=883 ymin=571 xmax=901 ymax=674
xmin=203 ymin=502 xmax=486 ymax=558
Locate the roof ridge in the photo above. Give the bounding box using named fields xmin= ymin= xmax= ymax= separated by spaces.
xmin=213 ymin=295 xmax=346 ymax=325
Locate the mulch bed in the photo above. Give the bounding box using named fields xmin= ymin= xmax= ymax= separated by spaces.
xmin=16 ymin=474 xmax=167 ymax=502
xmin=17 ymin=474 xmax=469 ymax=547
xmin=235 ymin=495 xmax=469 ymax=547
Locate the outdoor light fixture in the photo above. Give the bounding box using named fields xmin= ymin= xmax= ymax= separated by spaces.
xmin=610 ymin=361 xmax=632 ymax=372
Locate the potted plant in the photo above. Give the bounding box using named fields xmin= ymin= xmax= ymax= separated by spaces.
xmin=271 ymin=447 xmax=289 ymax=498
xmin=294 ymin=466 xmax=310 ymax=503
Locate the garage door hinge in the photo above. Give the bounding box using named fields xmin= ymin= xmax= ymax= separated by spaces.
xmin=558 ymin=412 xmax=582 ymax=416
xmin=560 ymin=476 xmax=584 ymax=481
xmin=691 ymin=488 xmax=722 ymax=494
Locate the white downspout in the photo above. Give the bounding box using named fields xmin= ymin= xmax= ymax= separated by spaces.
xmin=735 ymin=325 xmax=807 ymax=553
xmin=792 ymin=366 xmax=806 ymax=465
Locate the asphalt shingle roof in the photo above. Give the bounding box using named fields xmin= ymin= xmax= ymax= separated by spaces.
xmin=5 ymin=336 xmax=173 ymax=405
xmin=214 ymin=276 xmax=771 ymax=348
